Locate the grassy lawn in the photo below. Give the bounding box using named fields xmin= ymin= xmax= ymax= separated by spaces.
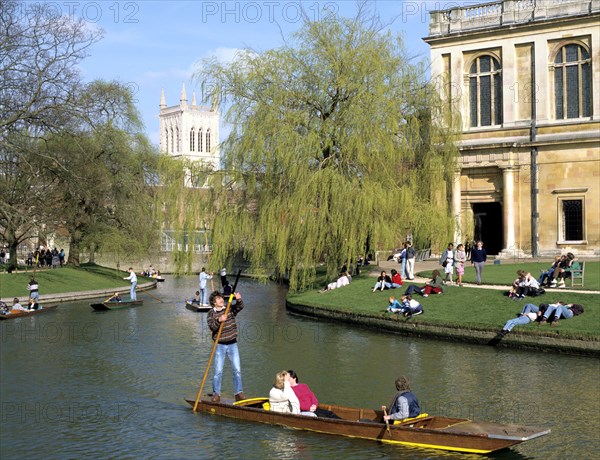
xmin=288 ymin=267 xmax=600 ymax=340
xmin=429 ymin=261 xmax=599 ymax=290
xmin=0 ymin=264 xmax=134 ymax=299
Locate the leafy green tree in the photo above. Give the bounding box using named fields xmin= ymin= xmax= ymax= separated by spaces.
xmin=187 ymin=10 xmax=459 ymax=290
xmin=40 ymin=81 xmax=159 ymax=266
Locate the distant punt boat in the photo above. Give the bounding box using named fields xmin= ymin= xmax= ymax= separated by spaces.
xmin=186 ymin=397 xmax=550 ymax=455
xmin=185 ymin=301 xmax=211 ymax=312
xmin=90 ymin=300 xmax=144 ymax=311
xmin=0 ymin=305 xmax=58 ymax=320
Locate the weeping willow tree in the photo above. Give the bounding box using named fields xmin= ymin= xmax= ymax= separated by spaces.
xmin=179 ymin=9 xmax=459 ymax=290
xmin=155 ymin=154 xmax=216 ymax=273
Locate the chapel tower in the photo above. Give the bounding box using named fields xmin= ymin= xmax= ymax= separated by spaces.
xmin=159 ymin=83 xmax=220 ymax=171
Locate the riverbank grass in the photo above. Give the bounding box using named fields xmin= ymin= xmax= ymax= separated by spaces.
xmin=0 ymin=264 xmax=131 ymax=299
xmin=287 ymin=274 xmax=599 ymax=340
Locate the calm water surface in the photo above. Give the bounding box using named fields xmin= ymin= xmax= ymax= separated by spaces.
xmin=1 ymin=277 xmax=598 ymax=459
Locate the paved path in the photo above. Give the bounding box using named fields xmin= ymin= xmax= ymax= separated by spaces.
xmin=376 ymin=259 xmax=598 ymax=295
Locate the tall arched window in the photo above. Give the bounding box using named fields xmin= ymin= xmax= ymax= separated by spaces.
xmin=190 ymin=128 xmax=195 ymax=151
xmin=554 ymin=44 xmax=591 ymax=119
xmin=176 ymin=127 xmax=180 ymax=153
xmin=469 ymin=55 xmax=502 ymax=127
xmin=170 ymin=128 xmax=174 ymax=153
xmin=206 ymin=129 xmax=211 ymax=152
xmin=198 ymin=129 xmax=203 ymax=152
xmin=165 ymin=128 xmax=170 ymax=153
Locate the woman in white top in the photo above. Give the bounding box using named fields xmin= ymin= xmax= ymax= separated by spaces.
xmin=440 ymin=243 xmax=455 ymax=284
xmin=268 ymin=370 xmax=300 ymax=414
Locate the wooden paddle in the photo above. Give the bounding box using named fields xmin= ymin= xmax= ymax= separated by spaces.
xmin=382 ymin=406 xmax=392 ymax=435
xmin=193 ymin=269 xmax=242 ymax=412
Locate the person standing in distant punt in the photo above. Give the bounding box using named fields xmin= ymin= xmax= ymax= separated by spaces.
xmin=124 ymin=267 xmax=137 ymax=301
xmin=199 ymin=267 xmax=213 ymax=307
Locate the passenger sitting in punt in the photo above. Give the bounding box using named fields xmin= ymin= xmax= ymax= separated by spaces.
xmin=383 ymin=375 xmax=421 ymax=423
xmin=268 ymin=370 xmax=300 ymax=414
xmin=190 ymin=291 xmax=201 ymax=305
xmin=27 ymin=299 xmax=41 ymax=310
xmin=107 ymin=292 xmax=122 ymax=302
xmin=287 ymin=370 xmax=341 ymax=419
xmin=0 ymin=301 xmax=9 ymax=315
xmin=12 ymin=298 xmax=28 ymax=312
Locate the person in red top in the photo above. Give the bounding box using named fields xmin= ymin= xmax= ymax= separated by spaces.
xmin=390 ymin=269 xmax=402 ymax=288
xmin=287 ymin=370 xmax=341 ymax=419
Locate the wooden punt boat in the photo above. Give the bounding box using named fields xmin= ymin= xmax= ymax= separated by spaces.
xmin=185 ymin=301 xmax=211 ymax=313
xmin=186 ymin=397 xmax=550 ymax=454
xmin=90 ymin=300 xmax=143 ymax=311
xmin=0 ymin=304 xmax=58 ymax=320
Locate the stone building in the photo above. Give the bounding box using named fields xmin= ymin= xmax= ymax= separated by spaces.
xmin=159 ymin=83 xmax=220 ymax=183
xmin=158 ymin=84 xmax=220 ymax=253
xmin=424 ymin=0 xmax=599 ymax=256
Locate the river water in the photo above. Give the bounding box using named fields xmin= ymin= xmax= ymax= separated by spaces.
xmin=0 ymin=277 xmax=598 ymax=459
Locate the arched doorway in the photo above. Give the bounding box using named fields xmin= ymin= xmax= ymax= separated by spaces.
xmin=472 ymin=202 xmax=503 ymax=255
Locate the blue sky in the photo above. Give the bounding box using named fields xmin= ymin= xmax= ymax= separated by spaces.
xmin=44 ymin=1 xmax=459 ymax=145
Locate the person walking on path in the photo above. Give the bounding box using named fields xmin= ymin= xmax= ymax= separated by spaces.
xmin=123 ymin=267 xmax=137 ymax=301
xmin=440 ymin=243 xmax=455 ymax=284
xmin=27 ymin=276 xmax=39 ymax=302
xmin=405 ymin=241 xmax=417 ymax=280
xmin=207 ymin=290 xmax=245 ymax=402
xmin=199 ymin=267 xmax=213 ymax=306
xmin=470 ymin=240 xmax=487 ymax=285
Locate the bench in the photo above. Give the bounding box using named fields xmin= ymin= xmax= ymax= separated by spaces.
xmin=569 ymin=261 xmax=585 ymax=287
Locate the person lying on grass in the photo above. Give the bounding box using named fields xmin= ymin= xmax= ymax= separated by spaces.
xmin=403 ymin=270 xmax=444 ymax=297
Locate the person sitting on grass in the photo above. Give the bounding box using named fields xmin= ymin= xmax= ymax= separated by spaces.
xmin=387 ymin=296 xmax=403 ymax=313
xmin=390 ymin=269 xmax=402 ymax=288
xmin=508 ymin=270 xmax=526 ymax=299
xmin=404 ymin=270 xmax=445 ymax=297
xmin=399 ymin=295 xmax=423 ymax=318
xmin=539 ymin=302 xmax=584 ymax=327
xmin=372 ymin=271 xmax=392 ymax=292
xmin=509 ymin=270 xmax=543 ymax=300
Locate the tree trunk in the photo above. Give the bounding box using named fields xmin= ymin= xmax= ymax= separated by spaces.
xmin=68 ymin=240 xmax=80 ymax=267
xmin=6 ymin=228 xmax=19 ymax=272
xmin=88 ymin=243 xmax=96 ymax=264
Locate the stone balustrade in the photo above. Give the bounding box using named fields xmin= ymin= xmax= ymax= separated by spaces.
xmin=428 ymin=0 xmax=599 ymax=37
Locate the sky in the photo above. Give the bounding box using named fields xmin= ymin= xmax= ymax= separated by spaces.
xmin=30 ymin=0 xmax=466 ymax=145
